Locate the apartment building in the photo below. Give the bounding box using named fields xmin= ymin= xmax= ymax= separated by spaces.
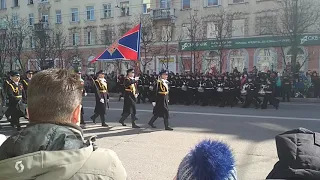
xmin=150 ymin=0 xmax=320 ymax=73
xmin=0 ymin=0 xmax=319 ymax=74
xmin=0 ymin=0 xmax=152 ymax=74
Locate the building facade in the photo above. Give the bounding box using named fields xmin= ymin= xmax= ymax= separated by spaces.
xmin=0 ymin=0 xmax=319 ymax=74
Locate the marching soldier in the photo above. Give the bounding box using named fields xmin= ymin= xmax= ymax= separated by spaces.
xmin=148 ymin=70 xmax=173 ymax=131
xmin=21 ymin=70 xmax=33 ymax=118
xmin=6 ymin=71 xmax=25 ymax=131
xmin=76 ymin=70 xmax=87 ymax=125
xmin=118 ymin=69 xmax=140 ymax=128
xmin=90 ymin=70 xmax=109 ymax=127
xmin=282 ymin=75 xmax=291 ymax=102
xmin=117 ymin=74 xmax=125 ymax=101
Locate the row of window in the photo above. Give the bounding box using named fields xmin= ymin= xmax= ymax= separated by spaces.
xmin=163 ymin=0 xmax=267 ymax=9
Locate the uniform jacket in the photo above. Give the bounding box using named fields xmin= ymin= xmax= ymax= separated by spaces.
xmin=5 ymin=79 xmax=24 ymax=107
xmin=152 ymin=79 xmax=169 ymax=118
xmin=93 ymin=78 xmax=109 ymax=115
xmin=267 ymin=128 xmax=320 ymax=180
xmin=122 ymin=77 xmax=137 ymax=116
xmin=0 ymin=123 xmax=127 ymax=180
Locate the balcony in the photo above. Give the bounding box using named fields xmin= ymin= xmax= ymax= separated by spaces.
xmin=152 ymin=8 xmax=175 ymax=20
xmin=34 ymin=21 xmax=50 ymax=31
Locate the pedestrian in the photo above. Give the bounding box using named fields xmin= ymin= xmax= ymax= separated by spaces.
xmin=174 ymin=140 xmax=237 ymax=180
xmin=118 ymin=69 xmax=140 ymax=128
xmin=21 ymin=70 xmax=34 ymax=119
xmin=90 ymin=70 xmax=109 ymax=127
xmin=148 ymin=70 xmax=173 ymax=131
xmin=0 ymin=69 xmax=127 ymax=180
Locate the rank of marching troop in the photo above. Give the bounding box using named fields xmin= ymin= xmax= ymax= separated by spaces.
xmin=125 ymin=70 xmax=281 ymax=110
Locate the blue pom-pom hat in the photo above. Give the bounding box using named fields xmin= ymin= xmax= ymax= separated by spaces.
xmin=176 ymin=140 xmax=237 ymax=180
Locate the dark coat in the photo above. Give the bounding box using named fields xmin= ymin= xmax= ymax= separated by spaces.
xmin=5 ymin=80 xmax=24 ymax=116
xmin=93 ymin=79 xmax=109 ymax=115
xmin=122 ymin=77 xmax=137 ymax=116
xmin=152 ymin=79 xmax=169 ymax=118
xmin=267 ymin=128 xmax=320 ymax=180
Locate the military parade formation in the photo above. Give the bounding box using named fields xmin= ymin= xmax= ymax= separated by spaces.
xmin=119 ymin=69 xmax=283 ymax=111
xmin=0 ymin=67 xmax=290 ymax=131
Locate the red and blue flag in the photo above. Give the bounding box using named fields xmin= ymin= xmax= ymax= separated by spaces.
xmin=91 ymin=23 xmax=141 ymax=63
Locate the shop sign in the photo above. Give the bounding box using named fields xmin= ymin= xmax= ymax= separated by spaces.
xmin=179 ymin=34 xmax=320 ymax=51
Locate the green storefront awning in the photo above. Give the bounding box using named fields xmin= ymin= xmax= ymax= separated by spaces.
xmin=179 ymin=34 xmax=320 ymax=51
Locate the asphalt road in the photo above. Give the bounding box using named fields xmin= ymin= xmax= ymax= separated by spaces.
xmin=2 ymin=97 xmax=320 ymax=180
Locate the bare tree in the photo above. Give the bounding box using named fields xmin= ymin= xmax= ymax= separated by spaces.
xmin=203 ymin=9 xmax=238 ymax=73
xmin=182 ymin=11 xmax=204 ymax=73
xmin=131 ymin=14 xmax=157 ymax=73
xmin=27 ymin=22 xmax=67 ymax=70
xmin=100 ymin=24 xmax=115 ymax=48
xmin=64 ymin=45 xmax=83 ymax=70
xmin=0 ymin=15 xmax=30 ymax=74
xmin=276 ymin=0 xmax=320 ymax=73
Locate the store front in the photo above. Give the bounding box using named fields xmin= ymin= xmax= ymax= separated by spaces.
xmin=179 ymin=34 xmax=320 ymax=73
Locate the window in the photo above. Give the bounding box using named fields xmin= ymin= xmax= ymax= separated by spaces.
xmin=0 ymin=0 xmax=6 ymax=9
xmin=29 ymin=36 xmax=35 ymax=48
xmin=207 ymin=22 xmax=218 ymax=38
xmin=229 ymin=49 xmax=246 ymax=72
xmin=72 ymin=33 xmax=79 ymax=46
xmin=256 ymin=16 xmax=274 ymax=35
xmin=120 ymin=1 xmax=129 ymax=16
xmin=161 ymin=25 xmax=172 ymax=41
xmin=232 ymin=19 xmax=245 ymax=37
xmin=182 ymin=0 xmax=190 ymax=9
xmin=181 ymin=24 xmax=190 ymax=40
xmin=28 ymin=13 xmax=34 ymax=26
xmin=102 ymin=29 xmax=113 ymax=45
xmin=230 ymin=0 xmax=245 ymax=3
xmin=71 ymin=8 xmax=79 ymax=22
xmin=28 ymin=0 xmax=33 ymax=4
xmin=13 ymin=0 xmax=18 ymax=7
xmin=103 ymin=3 xmax=112 ymax=18
xmin=256 ymin=48 xmax=276 ymax=72
xmin=86 ymin=6 xmax=94 ymax=20
xmin=41 ymin=14 xmax=48 ymax=22
xmin=207 ymin=0 xmax=219 ymax=6
xmin=160 ymin=0 xmax=169 ymax=8
xmin=12 ymin=15 xmax=18 ymax=26
xmin=56 ymin=10 xmax=62 ymax=24
xmin=87 ymin=31 xmax=93 ymax=45
xmin=143 ymin=0 xmax=150 ymax=14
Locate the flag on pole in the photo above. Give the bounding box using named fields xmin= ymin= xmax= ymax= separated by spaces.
xmin=90 ymin=23 xmax=141 ymax=63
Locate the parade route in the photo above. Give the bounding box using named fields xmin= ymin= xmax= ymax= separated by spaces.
xmin=1 ymin=97 xmax=320 ymax=180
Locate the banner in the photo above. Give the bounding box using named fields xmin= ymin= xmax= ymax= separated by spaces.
xmin=179 ymin=34 xmax=320 ymax=51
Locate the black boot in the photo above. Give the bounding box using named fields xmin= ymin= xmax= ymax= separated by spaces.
xmin=148 ymin=116 xmax=157 ymax=128
xmin=164 ymin=118 xmax=173 ymax=131
xmin=131 ymin=116 xmax=140 ymax=128
xmin=118 ymin=116 xmax=127 ymax=126
xmin=132 ymin=123 xmax=140 ymax=128
xmin=90 ymin=114 xmax=98 ymax=124
xmin=100 ymin=115 xmax=108 ymax=127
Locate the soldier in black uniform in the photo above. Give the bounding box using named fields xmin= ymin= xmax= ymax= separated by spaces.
xmin=21 ymin=70 xmax=33 ymax=119
xmin=261 ymin=76 xmax=279 ymax=109
xmin=148 ymin=70 xmax=173 ymax=131
xmin=137 ymin=74 xmax=145 ymax=104
xmin=118 ymin=69 xmax=140 ymax=128
xmin=75 ymin=70 xmax=87 ymax=125
xmin=242 ymin=75 xmax=260 ymax=109
xmin=117 ymin=74 xmax=125 ymax=101
xmin=282 ymin=75 xmax=291 ymax=102
xmin=90 ymin=70 xmax=109 ymax=127
xmin=6 ymin=71 xmax=25 ymax=130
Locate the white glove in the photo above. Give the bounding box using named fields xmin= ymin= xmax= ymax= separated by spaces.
xmin=107 ymin=99 xmax=110 ymax=102
xmin=84 ymin=93 xmax=87 ymax=96
xmin=152 ymin=102 xmax=156 ymax=106
xmin=100 ymin=99 xmax=105 ymax=103
xmin=135 ymin=77 xmax=139 ymax=81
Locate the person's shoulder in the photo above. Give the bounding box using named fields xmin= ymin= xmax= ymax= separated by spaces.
xmin=76 ymin=148 xmax=127 ymax=180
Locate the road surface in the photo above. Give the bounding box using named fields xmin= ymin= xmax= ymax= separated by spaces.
xmin=1 ymin=96 xmax=320 ymax=180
